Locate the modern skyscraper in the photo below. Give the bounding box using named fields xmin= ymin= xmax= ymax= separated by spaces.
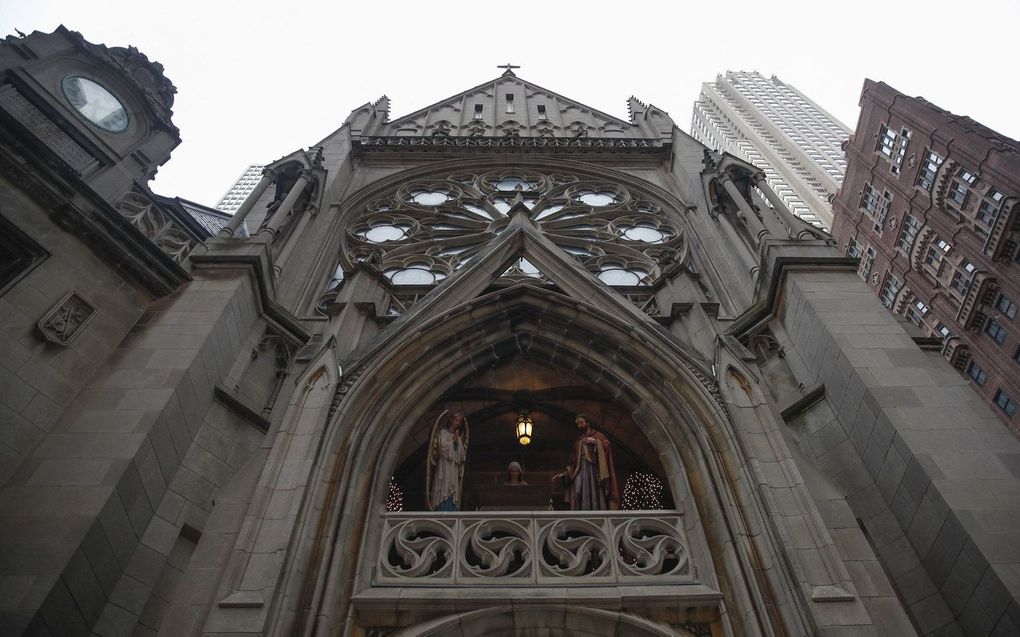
xmin=216 ymin=164 xmax=265 ymax=214
xmin=691 ymin=71 xmax=851 ymax=228
xmin=3 ymin=27 xmax=1020 ymax=637
xmin=832 ymin=79 xmax=1020 ymax=433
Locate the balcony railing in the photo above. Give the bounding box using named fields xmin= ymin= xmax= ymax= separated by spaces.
xmin=375 ymin=510 xmax=697 ymax=587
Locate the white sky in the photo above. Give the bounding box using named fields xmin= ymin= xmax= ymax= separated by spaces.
xmin=3 ymin=0 xmax=1017 ymax=207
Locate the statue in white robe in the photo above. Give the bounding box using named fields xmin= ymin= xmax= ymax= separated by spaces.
xmin=426 ymin=410 xmax=469 ymax=511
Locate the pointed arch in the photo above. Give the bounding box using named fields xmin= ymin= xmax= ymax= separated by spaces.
xmin=394 ymin=605 xmax=685 ymax=637
xmin=265 ymin=278 xmax=807 ymax=636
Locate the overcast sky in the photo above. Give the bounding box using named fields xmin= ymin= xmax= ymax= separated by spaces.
xmin=3 ymin=0 xmax=1017 ymax=207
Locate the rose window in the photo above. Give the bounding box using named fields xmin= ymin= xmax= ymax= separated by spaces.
xmin=344 ymin=170 xmax=685 ymax=288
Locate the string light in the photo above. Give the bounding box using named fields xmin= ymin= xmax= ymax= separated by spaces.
xmin=622 ymin=472 xmax=664 ymax=510
xmin=386 ymin=477 xmax=404 ymax=512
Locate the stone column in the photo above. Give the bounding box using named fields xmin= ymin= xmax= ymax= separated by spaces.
xmin=753 ymin=174 xmax=801 ymax=233
xmin=720 ymin=175 xmax=768 ymax=241
xmin=219 ymin=169 xmax=276 ymax=237
xmin=257 ymin=170 xmax=311 ymax=240
xmin=750 ymin=176 xmax=791 ymax=238
xmin=716 ymin=208 xmax=758 ymax=274
xmin=273 ymin=203 xmax=314 ymax=277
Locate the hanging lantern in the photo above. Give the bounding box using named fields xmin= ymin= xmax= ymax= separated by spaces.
xmin=515 ymin=409 xmax=533 ymax=445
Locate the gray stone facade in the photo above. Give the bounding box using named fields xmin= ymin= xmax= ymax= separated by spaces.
xmin=1 ymin=29 xmax=1018 ymax=637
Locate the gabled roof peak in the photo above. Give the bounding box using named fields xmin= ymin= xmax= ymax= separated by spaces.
xmin=375 ymin=72 xmax=674 ymax=140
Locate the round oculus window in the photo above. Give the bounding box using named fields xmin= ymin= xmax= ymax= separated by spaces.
xmin=622 ymin=225 xmax=666 ymax=243
xmin=363 ymin=225 xmax=407 ymax=242
xmin=409 ymin=190 xmax=451 ymax=206
xmin=61 ymin=76 xmax=128 ymax=132
xmin=576 ymin=191 xmax=619 ymax=207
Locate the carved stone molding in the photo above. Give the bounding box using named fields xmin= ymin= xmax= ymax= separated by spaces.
xmin=114 ymin=191 xmax=197 ymax=263
xmin=355 ymin=135 xmax=668 ymax=154
xmin=375 ymin=511 xmax=695 ymax=586
xmin=37 ymin=290 xmax=97 ymax=345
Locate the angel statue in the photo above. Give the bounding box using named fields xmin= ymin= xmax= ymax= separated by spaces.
xmin=426 ymin=410 xmax=469 ymax=511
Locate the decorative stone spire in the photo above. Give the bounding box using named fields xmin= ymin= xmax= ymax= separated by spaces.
xmin=372 ymin=95 xmax=390 ymax=121
xmin=627 ymin=95 xmax=647 ymax=121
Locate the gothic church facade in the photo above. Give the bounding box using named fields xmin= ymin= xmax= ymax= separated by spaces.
xmin=1 ymin=28 xmax=1018 ymax=637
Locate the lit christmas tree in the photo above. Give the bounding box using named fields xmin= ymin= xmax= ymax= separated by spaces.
xmin=622 ymin=472 xmax=664 ymax=510
xmin=385 ymin=477 xmax=405 ymax=512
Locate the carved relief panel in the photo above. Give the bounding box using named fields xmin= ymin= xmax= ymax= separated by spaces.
xmin=37 ymin=290 xmax=97 ymax=345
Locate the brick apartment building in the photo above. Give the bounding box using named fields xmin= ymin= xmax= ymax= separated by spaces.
xmin=833 ymin=80 xmax=1020 ymax=432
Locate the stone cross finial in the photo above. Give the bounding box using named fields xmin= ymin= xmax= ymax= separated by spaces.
xmin=497 ymin=63 xmax=520 ymax=76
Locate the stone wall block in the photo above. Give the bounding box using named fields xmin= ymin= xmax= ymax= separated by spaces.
xmin=123 ymin=543 xmax=167 ymax=589
xmin=92 ymin=601 xmax=139 ymax=636
xmin=148 ymin=418 xmax=182 ymax=483
xmin=98 ymin=490 xmax=140 ymax=569
xmin=79 ymin=522 xmax=121 ymax=597
xmin=941 ymin=545 xmax=987 ymax=617
xmin=900 ymin=455 xmax=932 ymax=506
xmin=134 ymin=441 xmax=168 ymax=511
xmin=37 ymin=577 xmax=90 ymax=635
xmin=991 ymin=606 xmax=1019 ymax=636
xmin=61 ymin=548 xmax=106 ymax=627
xmin=875 ymin=444 xmax=907 ymax=503
xmin=848 ymin=398 xmax=878 ymax=455
xmin=860 ymin=415 xmax=894 ymax=476
xmin=909 ymin=592 xmax=955 ymax=634
xmin=906 ymin=489 xmax=949 ymax=558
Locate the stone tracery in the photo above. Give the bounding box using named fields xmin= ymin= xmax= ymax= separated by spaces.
xmin=344 ymin=169 xmax=686 ymax=288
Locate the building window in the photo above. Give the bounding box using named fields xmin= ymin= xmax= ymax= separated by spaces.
xmin=880 ymin=274 xmax=902 ymax=308
xmin=877 ymin=125 xmax=897 ymax=158
xmin=505 ymin=93 xmax=514 ymax=114
xmin=994 ymin=389 xmax=1016 ymax=417
xmin=949 ymin=260 xmax=974 ymax=295
xmin=925 ymin=239 xmax=950 ymax=270
xmin=860 ymin=183 xmax=880 ymax=213
xmin=537 ymin=104 xmax=547 ymax=120
xmin=846 ymin=237 xmax=862 ymax=259
xmin=861 ymin=245 xmax=876 ymax=279
xmin=897 ymin=214 xmax=921 ymax=252
xmin=997 ymin=293 xmax=1017 ymax=319
xmin=985 ymin=318 xmax=1007 ymax=345
xmin=891 ymin=128 xmax=911 ymax=175
xmin=1014 ymin=346 xmax=1020 ymax=365
xmin=473 ymin=104 xmax=484 ymax=120
xmin=967 ymin=360 xmax=988 ymax=386
xmin=874 ymin=191 xmax=892 ymax=233
xmin=936 ymin=322 xmax=951 ymax=338
xmin=948 ymin=168 xmax=978 ymax=208
xmin=950 ymin=272 xmax=968 ymax=294
xmin=916 ymin=149 xmax=944 ymax=192
xmin=906 ymin=298 xmax=929 ymax=325
xmin=977 ymin=189 xmax=1004 ymax=228
xmin=0 ymin=214 xmax=49 ymax=296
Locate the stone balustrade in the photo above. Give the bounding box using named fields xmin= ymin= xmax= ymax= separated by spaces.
xmin=375 ymin=510 xmax=696 ymax=586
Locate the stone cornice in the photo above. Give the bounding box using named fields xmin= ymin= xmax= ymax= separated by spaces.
xmin=353 ymin=135 xmax=670 ymax=155
xmin=729 ymin=250 xmax=859 ymax=339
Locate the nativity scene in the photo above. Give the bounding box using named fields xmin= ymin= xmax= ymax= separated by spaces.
xmin=393 ymin=360 xmax=672 ymax=513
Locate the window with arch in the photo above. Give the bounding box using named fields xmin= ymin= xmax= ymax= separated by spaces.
xmin=342 ymin=169 xmax=687 ymax=289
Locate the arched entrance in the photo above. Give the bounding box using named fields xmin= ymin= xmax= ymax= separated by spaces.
xmin=282 ymin=281 xmax=794 ymax=637
xmin=261 ymin=156 xmax=812 ymax=637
